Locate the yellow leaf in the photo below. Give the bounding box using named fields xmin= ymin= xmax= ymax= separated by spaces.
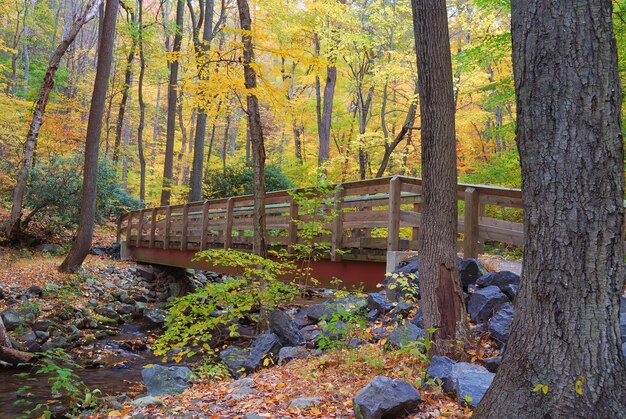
xmin=276 ymin=382 xmax=286 ymax=389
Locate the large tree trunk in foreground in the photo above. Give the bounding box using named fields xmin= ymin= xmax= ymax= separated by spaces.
xmin=474 ymin=1 xmax=626 ymax=417
xmin=136 ymin=0 xmax=146 ymax=203
xmin=4 ymin=0 xmax=102 ymax=241
xmin=411 ymin=0 xmax=469 ymax=355
xmin=161 ymin=0 xmax=185 ymax=206
xmin=236 ymin=0 xmax=267 ymax=258
xmin=59 ymin=0 xmax=119 ymax=272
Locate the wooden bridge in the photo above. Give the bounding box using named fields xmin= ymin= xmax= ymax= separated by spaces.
xmin=117 ymin=176 xmax=526 ymax=290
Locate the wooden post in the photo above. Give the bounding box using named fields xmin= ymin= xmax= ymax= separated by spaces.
xmin=163 ymin=206 xmax=172 ymax=250
xmin=149 ymin=208 xmax=157 ymax=248
xmin=224 ymin=198 xmax=234 ymax=249
xmin=136 ymin=210 xmax=145 ymax=248
xmin=331 ymin=185 xmax=344 ymax=262
xmin=387 ymin=177 xmax=401 ymax=251
xmin=116 ymin=216 xmax=122 ymax=243
xmin=125 ymin=211 xmax=134 ymax=246
xmin=181 ymin=203 xmax=190 ymax=251
xmin=412 ymin=201 xmax=421 ymax=247
xmin=464 ymin=187 xmax=480 ymax=258
xmin=200 ymin=201 xmax=210 ymax=250
xmin=288 ymin=196 xmax=298 ymax=252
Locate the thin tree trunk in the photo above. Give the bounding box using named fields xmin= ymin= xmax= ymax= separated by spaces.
xmin=175 ymin=96 xmax=187 ymax=185
xmin=150 ymin=78 xmax=162 ymax=167
xmin=475 ymin=1 xmax=626 ymax=416
xmin=411 ymin=0 xmax=469 ymax=354
xmin=318 ymin=65 xmax=336 ymax=166
xmin=59 ymin=0 xmax=119 ymax=272
xmin=236 ymin=0 xmax=267 ymax=258
xmin=136 ymin=0 xmax=146 ymax=203
xmin=4 ymin=0 xmax=102 ymax=241
xmin=161 ymin=0 xmax=184 ymax=206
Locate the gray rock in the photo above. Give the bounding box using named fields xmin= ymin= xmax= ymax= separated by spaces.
xmin=269 ymin=310 xmax=304 ymax=346
xmin=144 ymin=308 xmax=168 ymax=325
xmin=36 ymin=244 xmax=63 ymax=254
xmin=487 ymin=303 xmax=514 ymax=345
xmin=1 ymin=308 xmax=21 ymax=330
xmin=454 ymin=372 xmax=495 ymax=408
xmin=321 ymin=320 xmax=351 ymax=340
xmin=458 ymin=258 xmax=489 ymax=290
xmin=443 ymin=362 xmax=489 ymax=393
xmin=74 ymin=317 xmax=99 ymax=330
xmin=427 ymin=356 xmax=456 ymax=382
xmin=482 ymin=356 xmax=501 ymax=373
xmin=367 ymin=292 xmax=391 ymax=314
xmin=28 ymin=285 xmax=42 ymax=296
xmin=278 ymin=346 xmax=308 ymax=365
xmin=501 ymin=283 xmax=519 ymax=301
xmin=244 ymin=332 xmax=282 ymax=372
xmin=131 ymin=396 xmax=165 ymax=408
xmin=141 ymin=365 xmax=193 ymax=396
xmin=95 ymin=306 xmax=121 ymax=321
xmin=353 ymin=376 xmax=421 ymax=419
xmin=476 ymin=271 xmax=520 ymax=291
xmin=220 ymin=346 xmax=250 ymax=378
xmin=410 ymin=308 xmax=423 ymax=328
xmin=387 ymin=323 xmax=426 ymax=348
xmin=467 ymin=286 xmax=509 ymax=323
xmin=41 ymin=336 xmax=69 ymax=351
xmin=116 ymin=303 xmax=135 ymax=315
xmin=289 ymin=396 xmax=322 ymax=409
xmin=390 ymin=302 xmax=413 ymax=319
xmin=622 ymin=342 xmax=626 ymax=359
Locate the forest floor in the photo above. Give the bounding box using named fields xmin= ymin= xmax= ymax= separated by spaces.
xmin=0 ymin=216 xmax=519 ymax=418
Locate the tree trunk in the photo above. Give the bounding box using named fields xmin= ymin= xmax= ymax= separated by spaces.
xmin=4 ymin=0 xmax=102 ymax=241
xmin=59 ymin=0 xmax=119 ymax=272
xmin=318 ymin=65 xmax=336 ymax=166
xmin=150 ymin=78 xmax=162 ymax=169
xmin=474 ymin=1 xmax=626 ymax=416
xmin=236 ymin=0 xmax=267 ymax=258
xmin=0 ymin=346 xmax=33 ymax=366
xmin=137 ymin=0 xmax=146 ymax=203
xmin=161 ymin=0 xmax=184 ymax=206
xmin=411 ymin=0 xmax=469 ymax=354
xmin=0 ymin=317 xmax=12 ymax=348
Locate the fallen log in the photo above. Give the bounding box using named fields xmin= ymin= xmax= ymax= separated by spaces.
xmin=0 ymin=345 xmax=34 ymax=366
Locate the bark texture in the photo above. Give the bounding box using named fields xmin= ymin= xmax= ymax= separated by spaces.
xmin=411 ymin=0 xmax=469 ymax=354
xmin=474 ymin=1 xmax=626 ymax=417
xmin=137 ymin=0 xmax=146 ymax=203
xmin=5 ymin=0 xmax=102 ymax=241
xmin=236 ymin=0 xmax=267 ymax=258
xmin=59 ymin=0 xmax=119 ymax=272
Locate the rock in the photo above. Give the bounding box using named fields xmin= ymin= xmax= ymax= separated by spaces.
xmin=90 ymin=247 xmax=108 ymax=256
xmin=95 ymin=306 xmax=121 ymax=321
xmin=321 ymin=320 xmax=351 ymax=340
xmin=143 ymin=308 xmax=168 ymax=325
xmin=427 ymin=356 xmax=456 ymax=382
xmin=384 ymin=257 xmax=420 ymax=303
xmin=289 ymin=396 xmax=322 ymax=409
xmin=300 ymin=325 xmax=321 ymax=342
xmin=353 ymin=376 xmax=421 ymax=419
xmin=294 ymin=304 xmax=327 ymax=326
xmin=220 ymin=346 xmax=250 ymax=378
xmin=36 ymin=244 xmax=63 ymax=254
xmin=1 ymin=309 xmax=21 ymax=331
xmin=387 ymin=323 xmax=426 ymax=348
xmin=621 ymin=313 xmax=626 ymax=343
xmin=141 ymin=365 xmax=193 ymax=396
xmin=501 ymin=283 xmax=519 ymax=301
xmin=41 ymin=336 xmax=69 ymax=351
xmin=482 ymin=356 xmax=501 ymax=373
xmin=28 ymin=285 xmax=42 ymax=296
xmin=19 ymin=330 xmax=39 ymax=352
xmin=74 ymin=317 xmax=99 ymax=330
xmin=410 ymin=308 xmax=424 ymax=328
xmin=455 ymin=372 xmax=495 ymax=408
xmin=269 ymin=310 xmax=304 ymax=346
xmin=296 ymin=297 xmax=366 ymax=325
xmin=476 ymin=271 xmax=520 ymax=291
xmin=458 ymin=258 xmax=489 ymax=290
xmin=116 ymin=304 xmax=135 ymax=315
xmin=34 ymin=331 xmax=49 ymax=341
xmin=367 ymin=292 xmax=391 ymax=314
xmin=278 ymin=346 xmax=308 ymax=365
xmin=467 ymin=286 xmax=509 ymax=323
xmin=393 ymin=255 xmax=419 ymax=275
xmin=244 ymin=332 xmax=282 ymax=372
xmin=118 ymin=292 xmax=133 ymax=304
xmin=622 ymin=343 xmax=626 ymax=359
xmin=390 ymin=302 xmax=413 ymax=319
xmin=442 ymin=362 xmax=489 ymax=393
xmin=133 ymin=294 xmax=149 ymax=303
xmin=131 ymin=396 xmax=165 ymax=408
xmin=487 ymin=303 xmax=514 ymax=345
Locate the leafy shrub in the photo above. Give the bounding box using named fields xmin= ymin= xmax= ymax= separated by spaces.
xmin=154 ymin=250 xmax=300 ymax=360
xmin=203 ymin=162 xmax=293 ymax=199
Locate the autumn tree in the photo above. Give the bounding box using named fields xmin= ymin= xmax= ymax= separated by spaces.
xmin=411 ymin=0 xmax=469 ymax=354
xmin=474 ymin=1 xmax=626 ymax=416
xmin=59 ymin=0 xmax=119 ymax=272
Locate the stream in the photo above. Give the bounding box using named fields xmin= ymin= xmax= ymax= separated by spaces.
xmin=0 ymin=322 xmax=162 ymax=417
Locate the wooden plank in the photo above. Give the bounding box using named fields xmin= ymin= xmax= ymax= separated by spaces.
xmin=332 ymin=186 xmax=344 ymax=262
xmin=136 ymin=210 xmax=145 ymax=248
xmin=224 ymin=198 xmax=234 ymax=249
xmin=181 ymin=203 xmax=190 ymax=251
xmin=149 ymin=208 xmax=157 ymax=248
xmin=125 ymin=211 xmax=134 ymax=246
xmin=464 ymin=187 xmax=480 ymax=258
xmin=412 ymin=201 xmax=421 ymax=242
xmin=163 ymin=206 xmax=172 ymax=250
xmin=387 ymin=176 xmax=401 ymax=251
xmin=288 ymin=197 xmax=298 ymax=250
xmin=200 ymin=201 xmax=210 ymax=250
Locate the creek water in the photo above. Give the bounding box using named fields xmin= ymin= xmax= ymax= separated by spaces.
xmin=0 ymin=322 xmax=161 ymax=418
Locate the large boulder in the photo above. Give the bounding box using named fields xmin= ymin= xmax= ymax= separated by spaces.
xmin=410 ymin=308 xmax=424 ymax=329
xmin=454 ymin=372 xmax=495 ymax=408
xmin=143 ymin=308 xmax=168 ymax=325
xmin=1 ymin=308 xmax=22 ymax=331
xmin=487 ymin=303 xmax=514 ymax=345
xmin=467 ymin=286 xmax=509 ymax=323
xmin=367 ymin=292 xmax=391 ymax=314
xmin=353 ymin=376 xmax=421 ymax=419
xmin=427 ymin=358 xmax=489 ymax=393
xmin=427 ymin=356 xmax=456 ymax=382
xmin=458 ymin=258 xmax=489 ymax=291
xmin=476 ymin=271 xmax=520 ymax=292
xmin=220 ymin=346 xmax=250 ymax=378
xmin=269 ymin=310 xmax=304 ymax=346
xmin=295 ymin=296 xmax=366 ymax=325
xmin=387 ymin=323 xmax=426 ymax=348
xmin=278 ymin=346 xmax=308 ymax=365
xmin=141 ymin=365 xmax=193 ymax=396
xmin=244 ymin=332 xmax=282 ymax=372
xmin=383 ymin=256 xmax=420 ymax=302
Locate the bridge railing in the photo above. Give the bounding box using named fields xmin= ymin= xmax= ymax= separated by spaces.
xmin=116 ymin=176 xmax=529 ymax=260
